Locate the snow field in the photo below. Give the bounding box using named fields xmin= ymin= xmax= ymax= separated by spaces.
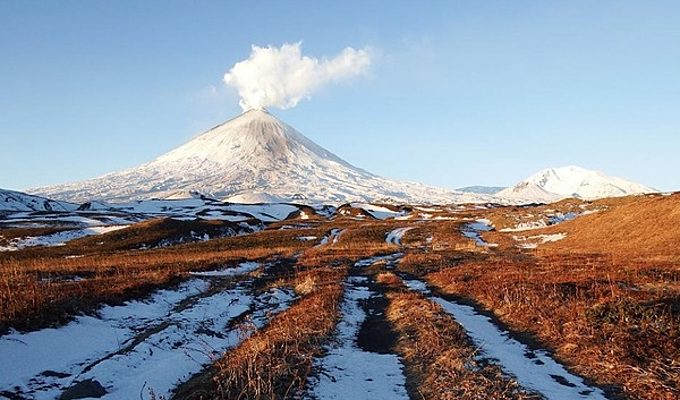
xmin=0 ymin=262 xmax=294 ymax=400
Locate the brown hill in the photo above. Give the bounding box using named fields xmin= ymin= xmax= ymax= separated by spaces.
xmin=542 ymin=192 xmax=680 ymax=258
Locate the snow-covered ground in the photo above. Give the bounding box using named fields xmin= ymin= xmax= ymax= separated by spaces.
xmin=0 ymin=189 xmax=77 ymax=212
xmin=351 ymin=203 xmax=407 ymax=220
xmin=385 ymin=227 xmax=413 ymax=246
xmin=0 ymin=213 xmax=132 ymax=228
xmin=72 ymin=287 xmax=293 ymax=400
xmin=353 ymin=253 xmax=403 ymax=268
xmin=513 ymin=233 xmax=567 ymax=249
xmin=403 ymin=279 xmax=608 ymax=400
xmin=461 ymin=218 xmax=498 ymax=247
xmin=318 ymin=228 xmax=344 ymax=246
xmin=307 ymin=276 xmax=409 ymax=400
xmin=0 ymin=197 xmax=305 ymax=238
xmin=223 ymin=203 xmax=299 ymax=222
xmin=0 ymin=262 xmax=294 ymax=400
xmin=0 ymin=225 xmax=128 ymax=252
xmin=500 ymin=211 xmax=580 ymax=232
xmin=97 ymin=199 xmax=299 ymax=223
xmin=0 ymin=279 xmax=208 ymax=398
xmin=189 ymin=261 xmax=261 ymax=277
xmin=297 ymin=235 xmax=318 ymax=241
xmin=499 ymin=206 xmax=605 ymax=233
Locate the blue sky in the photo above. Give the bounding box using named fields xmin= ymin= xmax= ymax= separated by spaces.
xmin=1 ymin=1 xmax=678 ymax=191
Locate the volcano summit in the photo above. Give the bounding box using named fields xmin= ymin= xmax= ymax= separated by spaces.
xmin=30 ymin=110 xmax=483 ymax=204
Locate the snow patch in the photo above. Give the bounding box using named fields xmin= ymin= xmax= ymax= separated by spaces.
xmin=318 ymin=229 xmax=344 ymax=246
xmin=461 ymin=219 xmax=498 ymax=247
xmin=0 ymin=261 xmax=292 ymax=399
xmin=0 ymin=225 xmax=128 ymax=251
xmin=351 ymin=203 xmax=406 ymax=220
xmin=514 ymin=233 xmax=567 ymax=249
xmin=307 ymin=276 xmax=409 ymax=400
xmin=72 ymin=287 xmax=293 ymax=400
xmin=500 ymin=210 xmax=590 ymax=232
xmin=189 ymin=261 xmax=261 ymax=277
xmin=297 ymin=235 xmax=318 ymax=241
xmin=0 ymin=279 xmax=210 ymax=398
xmin=385 ymin=227 xmax=413 ymax=246
xmin=354 ymin=253 xmax=403 ymax=268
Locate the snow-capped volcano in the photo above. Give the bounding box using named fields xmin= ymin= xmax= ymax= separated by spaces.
xmin=497 ymin=165 xmax=656 ymax=202
xmin=29 ymin=109 xmax=485 ymax=204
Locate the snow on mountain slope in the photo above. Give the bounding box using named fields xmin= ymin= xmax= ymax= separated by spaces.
xmin=495 ymin=182 xmax=563 ymax=204
xmin=497 ymin=166 xmax=656 ymax=203
xmin=28 ymin=109 xmax=489 ymax=205
xmin=0 ymin=188 xmax=77 ymax=212
xmin=457 ymin=185 xmax=506 ymax=195
xmin=81 ymin=198 xmax=299 ymax=222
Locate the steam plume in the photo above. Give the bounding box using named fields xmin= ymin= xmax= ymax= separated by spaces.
xmin=224 ymin=42 xmax=371 ymax=111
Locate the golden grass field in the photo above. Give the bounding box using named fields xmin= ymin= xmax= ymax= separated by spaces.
xmin=1 ymin=194 xmax=678 ymax=399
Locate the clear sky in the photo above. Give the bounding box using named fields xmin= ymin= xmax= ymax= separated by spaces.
xmin=1 ymin=1 xmax=679 ymax=191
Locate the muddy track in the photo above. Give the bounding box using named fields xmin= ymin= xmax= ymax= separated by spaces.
xmin=305 ymin=256 xmax=410 ymax=400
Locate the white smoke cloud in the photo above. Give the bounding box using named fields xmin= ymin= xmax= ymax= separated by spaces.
xmin=224 ymin=42 xmax=371 ymax=111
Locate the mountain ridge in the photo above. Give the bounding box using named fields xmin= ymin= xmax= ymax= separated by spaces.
xmin=0 ymin=188 xmax=77 ymax=212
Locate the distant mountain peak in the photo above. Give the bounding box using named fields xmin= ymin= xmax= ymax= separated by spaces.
xmin=497 ymin=165 xmax=656 ymax=203
xmin=456 ymin=185 xmax=506 ymax=195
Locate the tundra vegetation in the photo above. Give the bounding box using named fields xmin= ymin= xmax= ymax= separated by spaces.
xmin=1 ymin=193 xmax=678 ymax=399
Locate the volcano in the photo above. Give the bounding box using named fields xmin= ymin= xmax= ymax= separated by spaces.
xmin=496 ymin=165 xmax=657 ymax=202
xmin=29 ymin=110 xmax=485 ymax=204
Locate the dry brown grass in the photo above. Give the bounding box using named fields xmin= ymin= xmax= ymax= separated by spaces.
xmin=298 ymin=221 xmax=406 ymax=266
xmin=3 ymin=194 xmax=678 ymax=399
xmin=0 ymin=225 xmax=323 ymax=332
xmin=428 ymin=254 xmax=680 ymax=399
xmin=331 ymin=223 xmax=397 ymax=249
xmin=72 ymin=218 xmax=257 ymax=252
xmin=430 ymin=220 xmax=489 ymax=252
xmin=399 ymin=250 xmax=493 ymax=276
xmin=540 ymin=193 xmax=680 ymax=259
xmin=210 ymin=266 xmax=346 ymax=399
xmin=484 ymin=198 xmax=591 ymax=231
xmin=414 ymin=195 xmax=680 ymax=399
xmin=381 ymin=272 xmax=540 ymax=400
xmin=0 ymin=226 xmax=74 ymax=244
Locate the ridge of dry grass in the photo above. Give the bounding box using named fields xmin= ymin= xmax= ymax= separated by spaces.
xmin=209 ymin=266 xmax=346 ymax=400
xmin=378 ymin=272 xmax=541 ymax=400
